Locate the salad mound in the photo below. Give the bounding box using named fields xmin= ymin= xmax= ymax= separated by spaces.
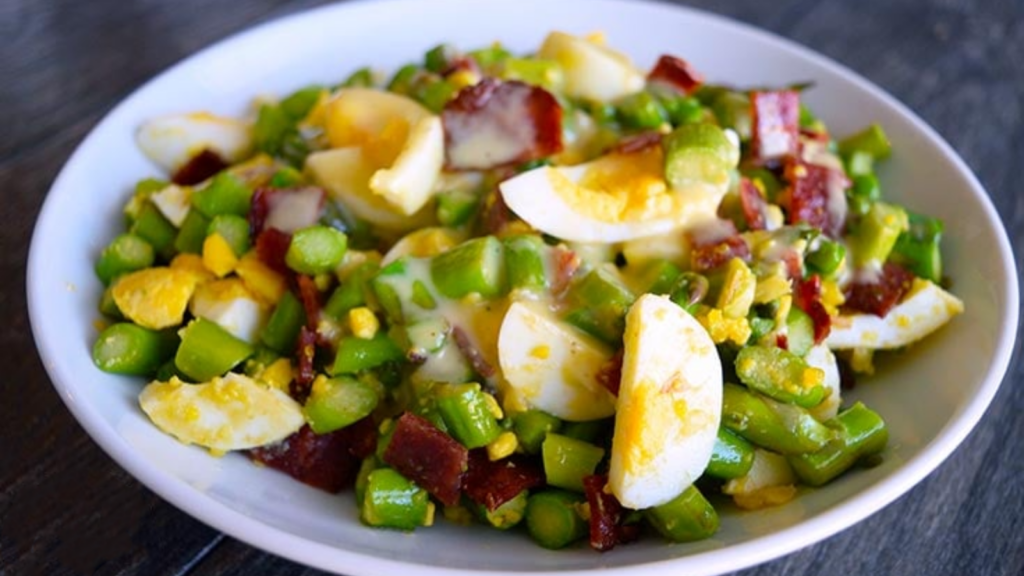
xmin=92 ymin=31 xmax=963 ymax=551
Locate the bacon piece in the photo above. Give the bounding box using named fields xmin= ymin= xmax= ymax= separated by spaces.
xmin=551 ymin=246 xmax=582 ymax=297
xmin=647 ymin=54 xmax=704 ymax=94
xmin=583 ymin=474 xmax=638 ymax=552
xmin=750 ymin=90 xmax=800 ymax=161
xmin=452 ymin=326 xmax=496 ymax=380
xmin=799 ymin=127 xmax=830 ymax=143
xmin=690 ymin=235 xmax=751 ymax=273
xmin=611 ymin=130 xmax=663 ymax=155
xmin=776 ymin=333 xmax=789 ymax=350
xmin=382 ymin=412 xmax=468 ymax=507
xmin=443 ymin=78 xmax=563 ymax=170
xmin=342 ymin=415 xmax=379 ymax=460
xmin=595 ymin=349 xmax=624 ymax=397
xmin=171 ymin=149 xmax=228 ymax=186
xmin=255 ymin=228 xmax=292 ymax=275
xmin=739 ymin=177 xmax=770 ymax=231
xmin=442 ymin=55 xmax=481 ymax=78
xmin=480 ymin=188 xmax=515 ymax=235
xmin=792 ymin=274 xmax=831 ymax=344
xmin=843 ymin=262 xmax=915 ymax=317
xmin=249 ymin=188 xmax=271 ymax=238
xmin=781 ymin=160 xmax=849 ymax=238
xmin=296 ymin=275 xmax=321 ymax=330
xmin=463 ymin=449 xmax=545 ymax=511
xmin=248 ymin=424 xmax=366 ymax=493
xmin=291 ymin=326 xmax=317 ymax=402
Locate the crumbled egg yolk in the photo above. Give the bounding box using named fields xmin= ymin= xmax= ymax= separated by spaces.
xmin=256 ymin=358 xmax=294 ymax=392
xmin=348 ymin=307 xmax=380 ymax=340
xmin=486 ymin=431 xmax=518 ymax=461
xmin=170 ymin=253 xmax=215 ymax=285
xmin=235 ymin=251 xmax=287 ymax=305
xmin=111 ymin=267 xmax=199 ymax=330
xmin=202 ymin=233 xmax=238 ymax=277
xmin=820 ymin=278 xmax=845 ymax=316
xmin=697 ymin=308 xmax=752 ymax=346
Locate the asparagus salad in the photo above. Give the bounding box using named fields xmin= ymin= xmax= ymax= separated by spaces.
xmin=92 ymin=31 xmax=963 ymax=550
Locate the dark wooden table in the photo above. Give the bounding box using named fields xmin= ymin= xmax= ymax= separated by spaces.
xmin=4 ymin=0 xmax=1022 ymax=574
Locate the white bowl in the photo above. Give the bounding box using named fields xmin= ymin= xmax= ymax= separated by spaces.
xmin=26 ymin=1 xmax=1018 ymax=574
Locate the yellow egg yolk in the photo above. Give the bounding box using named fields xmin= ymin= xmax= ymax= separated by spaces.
xmin=549 ymin=146 xmax=690 ymax=224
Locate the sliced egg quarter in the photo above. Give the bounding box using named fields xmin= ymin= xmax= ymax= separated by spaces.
xmin=321 ymin=88 xmax=444 ymax=217
xmin=498 ymin=301 xmax=616 ymax=421
xmin=827 ymin=279 xmax=964 ymax=350
xmin=609 ymin=294 xmax=723 ymax=510
xmin=136 ymin=112 xmax=252 ymax=173
xmin=537 ymin=31 xmax=645 ymax=102
xmin=499 ymin=147 xmax=727 ymax=243
xmin=139 ymin=373 xmax=304 ymax=452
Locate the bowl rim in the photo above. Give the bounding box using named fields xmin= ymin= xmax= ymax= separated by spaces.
xmin=26 ymin=0 xmax=1020 ymax=574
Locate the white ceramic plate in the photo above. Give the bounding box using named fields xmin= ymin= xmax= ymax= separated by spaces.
xmin=27 ymin=0 xmax=1018 ymax=574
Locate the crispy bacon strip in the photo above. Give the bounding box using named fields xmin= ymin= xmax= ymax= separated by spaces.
xmin=648 ymin=54 xmax=704 ymax=94
xmin=792 ymin=274 xmax=832 ymax=344
xmin=171 ymin=149 xmax=228 ymax=186
xmin=452 ymin=326 xmax=496 ymax=380
xmin=442 ymin=55 xmax=480 ymax=77
xmin=249 ymin=187 xmax=271 ymax=238
xmin=690 ymin=235 xmax=751 ymax=273
xmin=776 ymin=333 xmax=790 ymax=350
xmin=255 ymin=228 xmax=293 ymax=275
xmin=248 ymin=423 xmax=370 ymax=493
xmin=583 ymin=474 xmax=639 ymax=552
xmin=739 ymin=177 xmax=770 ymax=231
xmin=843 ymin=262 xmax=915 ymax=317
xmin=595 ymin=349 xmax=624 ymax=397
xmin=443 ymin=78 xmax=563 ymax=170
xmin=291 ymin=326 xmax=317 ymax=401
xmin=551 ymin=246 xmax=582 ymax=297
xmin=463 ymin=449 xmax=545 ymax=511
xmin=750 ymin=90 xmax=800 ymax=161
xmin=480 ymin=188 xmax=516 ymax=235
xmin=611 ymin=130 xmax=663 ymax=155
xmin=382 ymin=412 xmax=468 ymax=507
xmin=296 ymin=275 xmax=321 ymax=330
xmin=781 ymin=160 xmax=849 ymax=238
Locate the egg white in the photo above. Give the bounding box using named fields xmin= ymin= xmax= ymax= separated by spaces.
xmin=609 ymin=294 xmax=722 ymax=509
xmin=827 ymin=279 xmax=963 ymax=349
xmin=498 ymin=301 xmax=616 ymax=421
xmin=136 ymin=112 xmax=252 ymax=172
xmin=139 ymin=373 xmax=304 ymax=452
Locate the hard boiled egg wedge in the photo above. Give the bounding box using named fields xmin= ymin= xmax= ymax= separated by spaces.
xmin=537 ymin=31 xmax=645 ymax=102
xmin=500 ymin=144 xmax=729 ymax=243
xmin=827 ymin=279 xmax=964 ymax=349
xmin=137 ymin=112 xmax=252 ymax=173
xmin=609 ymin=294 xmax=722 ymax=510
xmin=309 ymin=87 xmax=444 ymax=218
xmin=498 ymin=301 xmax=616 ymax=421
xmin=139 ymin=373 xmax=304 ymax=452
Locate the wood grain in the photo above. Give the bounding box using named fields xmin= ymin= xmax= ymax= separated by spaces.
xmin=2 ymin=0 xmax=1021 ymax=575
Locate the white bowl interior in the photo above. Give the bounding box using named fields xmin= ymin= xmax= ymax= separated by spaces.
xmin=27 ymin=1 xmax=1018 ymax=575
